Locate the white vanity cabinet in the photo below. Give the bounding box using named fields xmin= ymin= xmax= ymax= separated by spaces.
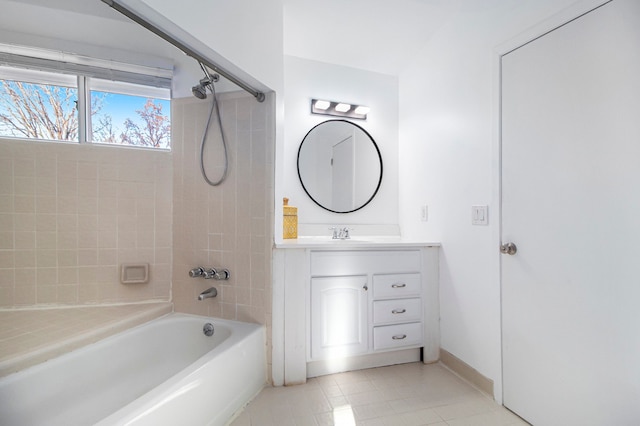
xmin=272 ymin=242 xmax=439 ymax=386
xmin=309 ymin=250 xmax=425 ymax=364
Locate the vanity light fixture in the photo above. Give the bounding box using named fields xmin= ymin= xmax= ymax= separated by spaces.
xmin=311 ymin=99 xmax=369 ymax=120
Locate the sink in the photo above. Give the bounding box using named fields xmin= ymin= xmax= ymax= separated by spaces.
xmin=296 ymin=236 xmax=370 ymax=243
xmin=296 ymin=236 xmax=400 ymax=244
xmin=277 ymin=235 xmax=414 ymax=248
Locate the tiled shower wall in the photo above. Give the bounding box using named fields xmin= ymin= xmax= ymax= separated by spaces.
xmin=0 ymin=139 xmax=172 ymax=308
xmin=171 ymin=92 xmax=274 ymax=364
xmin=0 ymin=91 xmax=275 ymax=375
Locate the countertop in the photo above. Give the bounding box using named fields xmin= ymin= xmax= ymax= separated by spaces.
xmin=275 ymin=236 xmax=440 ymax=249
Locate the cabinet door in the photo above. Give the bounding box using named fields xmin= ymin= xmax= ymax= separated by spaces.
xmin=311 ymin=276 xmax=368 ymax=360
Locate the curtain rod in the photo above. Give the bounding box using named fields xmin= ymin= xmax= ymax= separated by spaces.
xmin=101 ymin=0 xmax=265 ymax=102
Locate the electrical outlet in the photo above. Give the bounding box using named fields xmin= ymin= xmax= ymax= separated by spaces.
xmin=421 ymin=205 xmax=428 ymax=222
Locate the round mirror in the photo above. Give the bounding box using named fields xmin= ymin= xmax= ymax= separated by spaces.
xmin=297 ymin=119 xmax=383 ymax=213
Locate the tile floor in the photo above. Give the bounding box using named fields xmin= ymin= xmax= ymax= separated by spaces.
xmin=230 ymin=362 xmax=529 ymax=426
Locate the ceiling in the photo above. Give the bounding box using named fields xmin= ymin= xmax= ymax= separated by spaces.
xmin=15 ymin=0 xmax=128 ymax=20
xmin=282 ymin=0 xmax=458 ymax=76
xmin=0 ymin=0 xmax=183 ymax=64
xmin=2 ymin=0 xmax=459 ymax=79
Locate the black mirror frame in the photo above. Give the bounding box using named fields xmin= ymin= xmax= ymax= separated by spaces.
xmin=297 ymin=119 xmax=383 ymax=214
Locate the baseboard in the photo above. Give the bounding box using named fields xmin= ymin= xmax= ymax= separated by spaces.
xmin=439 ymin=349 xmax=494 ymax=397
xmin=307 ymin=348 xmax=420 ymax=378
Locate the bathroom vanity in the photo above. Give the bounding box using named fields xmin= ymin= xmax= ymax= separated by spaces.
xmin=272 ymin=238 xmax=440 ymax=385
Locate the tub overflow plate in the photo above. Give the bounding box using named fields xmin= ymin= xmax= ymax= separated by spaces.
xmin=203 ymin=323 xmax=214 ymax=337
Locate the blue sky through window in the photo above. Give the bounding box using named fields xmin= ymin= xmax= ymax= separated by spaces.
xmin=91 ymin=91 xmax=171 ymax=148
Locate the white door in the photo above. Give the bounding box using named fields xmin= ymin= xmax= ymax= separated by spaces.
xmin=332 ymin=135 xmax=355 ymax=211
xmin=501 ymin=1 xmax=640 ymax=424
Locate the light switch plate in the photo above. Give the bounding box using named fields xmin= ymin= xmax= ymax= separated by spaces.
xmin=472 ymin=205 xmax=488 ymax=225
xmin=421 ymin=205 xmax=428 ymax=222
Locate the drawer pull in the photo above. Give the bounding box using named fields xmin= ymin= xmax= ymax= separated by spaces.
xmin=392 ymin=334 xmax=407 ymax=340
xmin=392 ymin=308 xmax=406 ymax=314
xmin=391 ymin=283 xmax=406 ymax=288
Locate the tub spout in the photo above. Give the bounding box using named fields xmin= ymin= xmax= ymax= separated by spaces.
xmin=198 ymin=287 xmax=218 ymax=300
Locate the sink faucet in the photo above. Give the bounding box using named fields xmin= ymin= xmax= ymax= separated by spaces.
xmin=329 ymin=226 xmax=352 ymax=240
xmin=198 ymin=287 xmax=218 ymax=300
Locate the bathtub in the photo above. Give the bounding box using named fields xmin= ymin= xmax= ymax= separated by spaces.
xmin=0 ymin=313 xmax=266 ymax=426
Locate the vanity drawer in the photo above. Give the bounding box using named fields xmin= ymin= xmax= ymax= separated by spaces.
xmin=373 ymin=273 xmax=421 ymax=299
xmin=373 ymin=322 xmax=423 ymax=351
xmin=311 ymin=250 xmax=421 ymax=276
xmin=373 ymin=298 xmax=422 ymax=325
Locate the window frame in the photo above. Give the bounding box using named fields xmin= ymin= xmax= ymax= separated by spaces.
xmin=0 ymin=50 xmax=172 ymax=149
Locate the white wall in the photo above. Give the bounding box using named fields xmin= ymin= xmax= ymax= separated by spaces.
xmin=139 ymin=0 xmax=283 ymax=95
xmin=398 ymin=0 xmax=589 ymax=401
xmin=282 ymin=56 xmax=399 ymax=237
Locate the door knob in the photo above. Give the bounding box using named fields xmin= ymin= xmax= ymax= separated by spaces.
xmin=500 ymin=242 xmax=517 ymax=255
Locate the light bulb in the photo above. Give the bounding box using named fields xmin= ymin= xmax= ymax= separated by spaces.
xmin=314 ymin=100 xmax=331 ymax=110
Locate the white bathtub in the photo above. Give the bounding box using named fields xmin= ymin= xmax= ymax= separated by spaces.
xmin=0 ymin=313 xmax=266 ymax=426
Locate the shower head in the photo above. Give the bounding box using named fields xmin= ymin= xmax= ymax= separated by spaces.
xmin=192 ymin=80 xmax=208 ymax=99
xmin=192 ymin=62 xmax=220 ymax=99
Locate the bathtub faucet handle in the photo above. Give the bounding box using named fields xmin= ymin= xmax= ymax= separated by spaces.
xmin=192 ymin=266 xmax=230 ymax=280
xmin=202 ymin=268 xmax=218 ymax=279
xmin=216 ymin=269 xmax=230 ymax=280
xmin=189 ymin=267 xmax=205 ymax=278
xmin=204 ymin=268 xmax=230 ymax=280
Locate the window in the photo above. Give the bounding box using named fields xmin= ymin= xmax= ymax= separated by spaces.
xmin=0 ymin=60 xmax=171 ymax=149
xmin=0 ymin=67 xmax=79 ymax=142
xmin=90 ymin=79 xmax=171 ymax=149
